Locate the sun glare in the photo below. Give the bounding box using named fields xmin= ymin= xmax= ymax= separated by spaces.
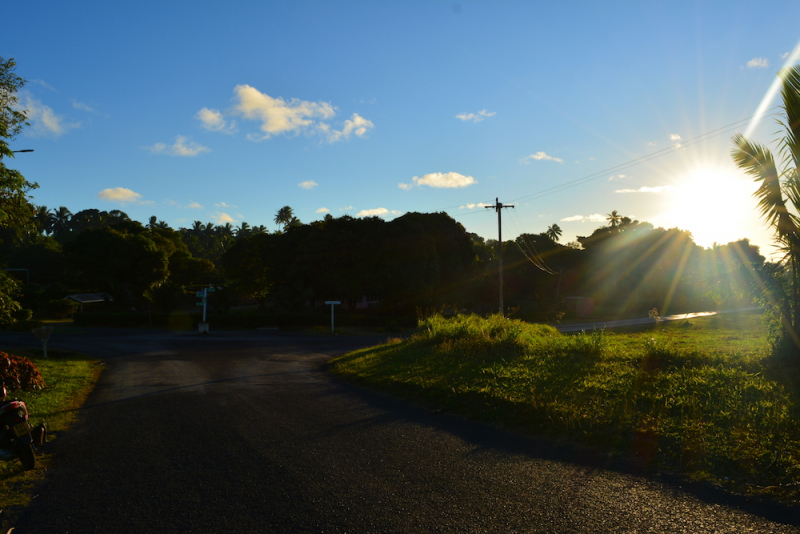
xmin=661 ymin=167 xmax=759 ymax=249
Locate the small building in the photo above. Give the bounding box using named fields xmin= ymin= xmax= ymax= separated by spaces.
xmin=65 ymin=293 xmax=113 ymax=313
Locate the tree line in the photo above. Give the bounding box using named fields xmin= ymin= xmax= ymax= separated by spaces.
xmin=0 ymin=196 xmax=765 ymax=324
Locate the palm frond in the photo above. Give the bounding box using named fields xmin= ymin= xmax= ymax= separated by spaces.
xmin=779 ymin=65 xmax=800 ymax=172
xmin=731 ymin=134 xmax=795 ymax=236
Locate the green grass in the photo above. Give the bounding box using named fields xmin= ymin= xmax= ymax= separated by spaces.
xmin=331 ymin=311 xmax=800 ymax=503
xmin=0 ymin=348 xmax=102 ymax=524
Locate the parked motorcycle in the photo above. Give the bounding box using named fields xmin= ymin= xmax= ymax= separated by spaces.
xmin=0 ymin=385 xmax=37 ymax=470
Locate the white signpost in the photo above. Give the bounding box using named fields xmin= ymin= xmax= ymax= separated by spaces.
xmin=324 ymin=301 xmax=341 ymax=333
xmin=197 ymin=286 xmax=216 ymax=334
xmin=31 ymin=326 xmax=54 ymax=359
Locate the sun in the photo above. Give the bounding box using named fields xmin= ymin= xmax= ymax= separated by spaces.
xmin=660 ymin=166 xmax=760 ymax=249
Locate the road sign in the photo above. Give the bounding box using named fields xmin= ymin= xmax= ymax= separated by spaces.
xmin=196 ymin=291 xmax=205 ymax=297
xmin=196 ymin=302 xmax=204 ymax=306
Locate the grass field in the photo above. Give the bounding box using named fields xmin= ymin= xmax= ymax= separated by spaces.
xmin=0 ymin=348 xmax=102 ymax=524
xmin=330 ymin=311 xmax=800 ymax=503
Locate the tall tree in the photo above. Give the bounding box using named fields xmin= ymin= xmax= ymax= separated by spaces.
xmin=732 ymin=65 xmax=800 ymax=349
xmin=0 ymin=57 xmax=36 ymax=323
xmin=35 ymin=205 xmax=54 ymax=235
xmin=0 ymin=57 xmax=37 ymax=231
xmin=236 ymin=221 xmax=251 ymax=239
xmin=52 ymin=206 xmax=72 ymax=237
xmin=606 ymin=210 xmax=622 ymax=228
xmin=546 ymin=223 xmax=562 ymax=242
xmin=274 ymin=206 xmax=294 ymax=231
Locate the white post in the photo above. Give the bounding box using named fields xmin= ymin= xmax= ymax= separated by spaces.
xmin=197 ymin=287 xmax=211 ymax=334
xmin=324 ymin=301 xmax=341 ymax=332
xmin=31 ymin=326 xmax=54 ymax=359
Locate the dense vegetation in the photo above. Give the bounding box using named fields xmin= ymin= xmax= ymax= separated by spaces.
xmin=1 ymin=200 xmax=767 ymax=329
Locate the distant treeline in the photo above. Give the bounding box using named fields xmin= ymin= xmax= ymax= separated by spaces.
xmin=0 ymin=204 xmax=764 ymax=324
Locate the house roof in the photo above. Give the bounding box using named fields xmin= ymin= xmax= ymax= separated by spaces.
xmin=65 ymin=293 xmax=113 ymax=304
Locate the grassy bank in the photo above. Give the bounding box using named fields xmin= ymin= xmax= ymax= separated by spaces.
xmin=0 ymin=348 xmax=102 ymax=523
xmin=330 ymin=312 xmax=800 ymax=503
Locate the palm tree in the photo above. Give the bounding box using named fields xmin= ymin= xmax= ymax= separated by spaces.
xmin=731 ymin=65 xmax=800 ymax=348
xmin=274 ymin=206 xmax=294 ymax=231
xmin=148 ymin=215 xmax=157 ymax=229
xmin=218 ymin=222 xmax=234 ymax=239
xmin=53 ymin=206 xmax=72 ymax=236
xmin=546 ymin=223 xmax=562 ymax=242
xmin=35 ymin=205 xmax=54 ymax=235
xmin=606 ymin=210 xmax=622 ymax=228
xmin=190 ymin=220 xmax=204 ymax=236
xmin=236 ymin=221 xmax=251 ymax=239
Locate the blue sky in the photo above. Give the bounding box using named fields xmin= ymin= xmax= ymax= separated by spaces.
xmin=6 ymin=1 xmax=800 ymax=256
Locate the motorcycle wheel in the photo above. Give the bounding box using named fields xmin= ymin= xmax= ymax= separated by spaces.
xmin=17 ymin=441 xmax=35 ymax=470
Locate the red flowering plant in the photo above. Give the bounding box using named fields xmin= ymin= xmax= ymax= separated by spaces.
xmin=0 ymin=351 xmax=45 ymax=392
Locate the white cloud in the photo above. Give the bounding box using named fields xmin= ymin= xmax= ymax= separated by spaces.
xmin=669 ymin=134 xmax=681 ymax=141
xmin=234 ymin=84 xmax=335 ymax=139
xmin=399 ymin=172 xmax=477 ymax=190
xmin=31 ymin=79 xmax=57 ymax=91
xmin=216 ymin=202 xmax=237 ymax=208
xmin=608 ymin=174 xmax=626 ymax=181
xmin=747 ymin=57 xmax=769 ymax=68
xmin=456 ymin=109 xmax=496 ymax=122
xmin=647 ymin=141 xmax=656 ymax=147
xmin=72 ymin=100 xmax=94 ymax=112
xmin=340 ymin=205 xmax=354 ymax=211
xmin=299 ymin=180 xmax=319 ymax=190
xmin=357 ymin=207 xmax=402 ymax=218
xmin=459 ymin=202 xmax=490 ymax=209
xmin=520 ymin=151 xmax=563 ymax=164
xmin=782 ymin=52 xmax=790 ymax=59
xmin=145 ymin=135 xmax=210 ymax=157
xmin=97 ymin=187 xmax=143 ymax=204
xmin=21 ymin=95 xmax=80 ymax=137
xmin=197 ymin=107 xmax=236 ymax=133
xmin=323 ymin=113 xmax=374 ymax=142
xmin=203 ymin=85 xmax=374 ymax=143
xmin=164 ymin=199 xmax=204 ymax=209
xmin=211 ymin=212 xmax=236 ymax=224
xmin=615 ymin=186 xmax=674 ymax=194
xmin=561 ymin=213 xmax=605 ymax=223
xmin=316 ymin=207 xmax=330 ymax=213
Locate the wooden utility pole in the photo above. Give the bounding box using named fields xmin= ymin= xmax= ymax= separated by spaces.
xmin=486 ymin=198 xmax=514 ymax=315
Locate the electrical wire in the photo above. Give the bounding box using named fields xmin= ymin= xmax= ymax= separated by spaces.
xmin=507 ymin=209 xmax=558 ymax=274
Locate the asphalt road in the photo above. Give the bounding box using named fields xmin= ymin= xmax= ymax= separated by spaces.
xmin=3 ymin=328 xmax=799 ymax=533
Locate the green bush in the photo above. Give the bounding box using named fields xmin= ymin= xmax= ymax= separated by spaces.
xmin=42 ymin=299 xmax=79 ymax=319
xmin=12 ymin=308 xmax=33 ymax=321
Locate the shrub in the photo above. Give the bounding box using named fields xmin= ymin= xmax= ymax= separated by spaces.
xmin=12 ymin=309 xmax=33 ymax=321
xmin=0 ymin=352 xmax=46 ymax=392
xmin=43 ymin=298 xmax=79 ymax=319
